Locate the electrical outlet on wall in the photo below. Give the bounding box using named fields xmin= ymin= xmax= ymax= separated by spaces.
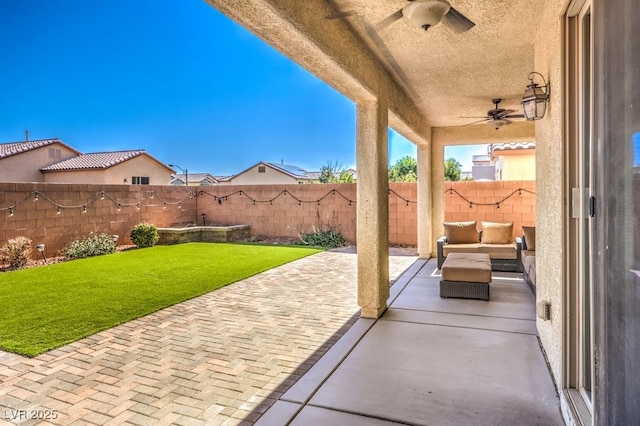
xmin=537 ymin=301 xmax=551 ymax=321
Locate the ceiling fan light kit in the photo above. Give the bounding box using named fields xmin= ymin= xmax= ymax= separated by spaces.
xmin=521 ymin=71 xmax=550 ymax=120
xmin=402 ymin=0 xmax=451 ymax=30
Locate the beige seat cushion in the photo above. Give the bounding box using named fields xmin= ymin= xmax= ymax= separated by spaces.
xmin=443 ymin=243 xmax=517 ymax=259
xmin=477 ymin=243 xmax=517 ymax=259
xmin=522 ymin=226 xmax=536 ymax=250
xmin=481 ymin=222 xmax=513 ymax=244
xmin=441 ymin=253 xmax=492 ymax=283
xmin=444 ymin=221 xmax=479 ymax=244
xmin=443 ymin=243 xmax=481 ymax=256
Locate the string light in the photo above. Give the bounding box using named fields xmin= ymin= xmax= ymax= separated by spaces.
xmin=0 ymin=188 xmax=422 ymax=220
xmin=445 ymin=187 xmax=535 ymax=207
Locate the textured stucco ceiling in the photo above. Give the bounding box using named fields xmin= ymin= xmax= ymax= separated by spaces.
xmin=205 ymin=0 xmax=542 ymax=136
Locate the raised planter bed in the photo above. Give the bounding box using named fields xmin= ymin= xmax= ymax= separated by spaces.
xmin=157 ymin=225 xmax=250 ymax=244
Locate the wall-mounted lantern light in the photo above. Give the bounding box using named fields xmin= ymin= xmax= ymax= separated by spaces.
xmin=521 ymin=71 xmax=550 ymax=120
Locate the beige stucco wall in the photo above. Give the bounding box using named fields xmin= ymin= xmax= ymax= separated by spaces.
xmin=533 ymin=0 xmax=566 ymax=388
xmin=430 ymin=122 xmax=535 ymax=256
xmin=495 ymin=150 xmax=536 ymax=180
xmin=0 ymin=143 xmax=78 ymax=183
xmin=43 ymin=155 xmax=172 ymax=185
xmin=226 ymin=165 xmax=302 ymax=185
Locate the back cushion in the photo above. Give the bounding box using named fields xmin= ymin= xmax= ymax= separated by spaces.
xmin=522 ymin=226 xmax=536 ymax=250
xmin=481 ymin=222 xmax=513 ymax=244
xmin=444 ymin=221 xmax=479 ymax=244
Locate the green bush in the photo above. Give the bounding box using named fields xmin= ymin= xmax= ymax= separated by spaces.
xmin=130 ymin=223 xmax=159 ymax=248
xmin=64 ymin=233 xmax=116 ymax=260
xmin=1 ymin=236 xmax=33 ymax=269
xmin=296 ymin=228 xmax=346 ymax=248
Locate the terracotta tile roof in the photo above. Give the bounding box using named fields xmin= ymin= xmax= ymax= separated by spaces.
xmin=41 ymin=150 xmax=148 ymax=171
xmin=0 ymin=138 xmax=80 ymax=159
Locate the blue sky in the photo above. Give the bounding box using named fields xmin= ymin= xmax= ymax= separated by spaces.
xmin=0 ymin=0 xmax=420 ymax=176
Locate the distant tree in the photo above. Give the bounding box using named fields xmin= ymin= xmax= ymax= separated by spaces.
xmin=444 ymin=157 xmax=462 ymax=181
xmin=318 ymin=161 xmax=353 ymax=183
xmin=389 ymin=156 xmax=417 ymax=182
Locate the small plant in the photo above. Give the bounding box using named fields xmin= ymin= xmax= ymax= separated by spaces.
xmin=64 ymin=233 xmax=116 ymax=260
xmin=0 ymin=236 xmax=33 ymax=270
xmin=130 ymin=223 xmax=159 ymax=248
xmin=296 ymin=227 xmax=346 ymax=248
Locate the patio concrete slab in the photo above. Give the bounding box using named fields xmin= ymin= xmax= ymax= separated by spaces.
xmin=259 ymin=259 xmax=563 ymax=425
xmin=308 ymin=320 xmax=561 ymax=426
xmin=391 ymin=265 xmax=535 ymax=321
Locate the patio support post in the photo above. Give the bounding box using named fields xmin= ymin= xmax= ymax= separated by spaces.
xmin=417 ymin=143 xmax=432 ymax=258
xmin=356 ymin=98 xmax=389 ymax=319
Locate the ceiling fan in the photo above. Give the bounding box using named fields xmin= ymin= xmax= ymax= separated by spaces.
xmin=379 ymin=0 xmax=475 ymax=33
xmin=463 ymin=99 xmax=525 ymax=130
xmin=326 ymin=0 xmax=475 ymax=33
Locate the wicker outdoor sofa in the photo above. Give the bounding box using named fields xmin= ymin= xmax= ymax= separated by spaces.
xmin=437 ymin=221 xmax=522 ymax=272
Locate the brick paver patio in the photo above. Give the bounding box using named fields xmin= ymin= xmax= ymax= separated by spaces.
xmin=0 ymin=249 xmax=417 ymax=425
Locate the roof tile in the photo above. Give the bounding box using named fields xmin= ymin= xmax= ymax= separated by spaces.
xmin=41 ymin=150 xmax=147 ymax=171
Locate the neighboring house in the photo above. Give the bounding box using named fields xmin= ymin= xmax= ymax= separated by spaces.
xmin=170 ymin=173 xmax=219 ymax=186
xmin=491 ymin=142 xmax=536 ymax=181
xmin=0 ymin=138 xmax=81 ymax=182
xmin=40 ymin=150 xmax=173 ymax=185
xmin=470 ymin=143 xmax=536 ymax=181
xmin=223 ymin=161 xmax=316 ymax=185
xmin=471 ymin=154 xmax=495 ymax=181
xmin=0 ymin=138 xmax=174 ymax=185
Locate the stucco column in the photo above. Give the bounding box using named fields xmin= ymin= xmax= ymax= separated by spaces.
xmin=417 ymin=143 xmax=432 ymax=258
xmin=356 ymin=99 xmax=389 ymax=319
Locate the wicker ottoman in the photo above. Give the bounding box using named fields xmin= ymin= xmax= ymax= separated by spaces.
xmin=440 ymin=253 xmax=492 ymax=301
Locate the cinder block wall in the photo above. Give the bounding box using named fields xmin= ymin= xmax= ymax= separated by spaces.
xmin=0 ymin=182 xmax=417 ymax=258
xmin=443 ymin=180 xmax=536 ymax=238
xmin=0 ymin=181 xmax=532 ymax=259
xmin=0 ymin=183 xmax=197 ymax=257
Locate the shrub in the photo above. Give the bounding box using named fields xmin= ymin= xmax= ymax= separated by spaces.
xmin=130 ymin=223 xmax=159 ymax=248
xmin=64 ymin=233 xmax=116 ymax=260
xmin=296 ymin=227 xmax=346 ymax=248
xmin=0 ymin=236 xmax=33 ymax=269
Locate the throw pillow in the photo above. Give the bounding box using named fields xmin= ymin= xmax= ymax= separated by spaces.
xmin=522 ymin=226 xmax=536 ymax=251
xmin=481 ymin=221 xmax=513 ymax=244
xmin=444 ymin=221 xmax=479 ymax=244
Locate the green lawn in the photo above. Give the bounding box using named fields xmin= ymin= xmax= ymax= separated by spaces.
xmin=0 ymin=243 xmax=321 ymax=357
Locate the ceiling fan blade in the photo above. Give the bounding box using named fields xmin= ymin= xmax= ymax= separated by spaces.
xmin=325 ymin=10 xmax=357 ymax=20
xmin=442 ymin=6 xmax=475 ymax=33
xmin=375 ymin=9 xmax=403 ymax=31
xmin=465 ymin=118 xmax=492 ymax=125
xmin=505 ymin=114 xmax=525 ymax=119
xmin=496 ymin=109 xmax=517 ymax=118
xmin=460 ymin=116 xmax=490 ymax=119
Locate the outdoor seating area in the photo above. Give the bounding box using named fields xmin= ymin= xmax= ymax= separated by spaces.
xmin=437 ymin=221 xmax=522 ymax=272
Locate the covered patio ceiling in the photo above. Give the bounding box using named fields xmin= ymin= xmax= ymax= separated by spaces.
xmin=205 ymin=0 xmax=542 ymax=137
